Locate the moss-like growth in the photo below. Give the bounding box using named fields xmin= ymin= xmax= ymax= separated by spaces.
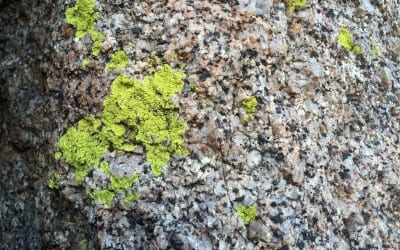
xmin=124 ymin=192 xmax=139 ymax=205
xmin=338 ymin=28 xmax=361 ymax=55
xmin=48 ymin=173 xmax=61 ymax=190
xmin=92 ymin=189 xmax=114 ymax=207
xmin=54 ymin=152 xmax=62 ymax=160
xmin=102 ymin=65 xmax=187 ymax=175
xmin=110 ymin=174 xmax=139 ymax=192
xmin=82 ymin=58 xmax=91 ymax=69
xmin=237 ymin=204 xmax=257 ymax=224
xmin=98 ymin=161 xmax=111 ymax=174
xmin=285 ymin=0 xmax=307 ymax=10
xmin=55 ymin=64 xmax=187 ymax=206
xmin=90 ymin=31 xmax=104 ymax=56
xmin=106 ymin=51 xmax=129 ymax=71
xmin=65 ymin=0 xmax=98 ymax=38
xmin=57 ymin=117 xmax=109 ymax=181
xmin=80 ymin=239 xmax=87 ymax=250
xmin=242 ymin=96 xmax=257 ymax=120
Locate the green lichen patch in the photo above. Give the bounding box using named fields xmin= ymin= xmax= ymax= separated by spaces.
xmin=106 ymin=51 xmax=129 ymax=71
xmin=98 ymin=161 xmax=111 ymax=174
xmin=48 ymin=173 xmax=61 ymax=190
xmin=110 ymin=174 xmax=139 ymax=192
xmin=242 ymin=96 xmax=257 ymax=120
xmin=285 ymin=0 xmax=307 ymax=10
xmin=54 ymin=152 xmax=62 ymax=160
xmin=237 ymin=204 xmax=257 ymax=224
xmin=92 ymin=189 xmax=114 ymax=207
xmin=55 ymin=64 xmax=187 ymax=207
xmin=338 ymin=28 xmax=361 ymax=55
xmin=82 ymin=58 xmax=91 ymax=69
xmin=124 ymin=192 xmax=139 ymax=205
xmin=102 ymin=64 xmax=188 ymax=176
xmin=57 ymin=117 xmax=109 ymax=181
xmin=90 ymin=31 xmax=104 ymax=56
xmin=65 ymin=0 xmax=98 ymax=38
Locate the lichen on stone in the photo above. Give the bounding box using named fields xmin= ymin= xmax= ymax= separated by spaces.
xmin=105 ymin=50 xmax=129 ymax=71
xmin=101 ymin=64 xmax=188 ymax=175
xmin=110 ymin=174 xmax=139 ymax=192
xmin=90 ymin=31 xmax=105 ymax=56
xmin=242 ymin=96 xmax=257 ymax=120
xmin=48 ymin=173 xmax=61 ymax=190
xmin=55 ymin=63 xmax=187 ymax=206
xmin=285 ymin=0 xmax=307 ymax=10
xmin=124 ymin=192 xmax=139 ymax=205
xmin=91 ymin=189 xmax=114 ymax=207
xmin=338 ymin=28 xmax=361 ymax=54
xmin=56 ymin=116 xmax=109 ymax=181
xmin=65 ymin=0 xmax=98 ymax=38
xmin=82 ymin=58 xmax=91 ymax=69
xmin=237 ymin=204 xmax=257 ymax=224
xmin=66 ymin=0 xmax=104 ymax=57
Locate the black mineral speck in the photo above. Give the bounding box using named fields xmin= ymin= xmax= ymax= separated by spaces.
xmin=270 ymin=213 xmax=284 ymax=224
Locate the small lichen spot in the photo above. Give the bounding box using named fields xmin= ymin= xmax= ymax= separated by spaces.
xmin=65 ymin=0 xmax=98 ymax=38
xmin=242 ymin=96 xmax=257 ymax=120
xmin=237 ymin=204 xmax=257 ymax=224
xmin=106 ymin=50 xmax=129 ymax=71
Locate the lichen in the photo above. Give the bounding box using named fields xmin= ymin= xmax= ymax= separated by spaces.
xmin=242 ymin=96 xmax=257 ymax=120
xmin=48 ymin=173 xmax=61 ymax=190
xmin=338 ymin=28 xmax=361 ymax=54
xmin=79 ymin=239 xmax=87 ymax=250
xmin=124 ymin=192 xmax=139 ymax=205
xmin=110 ymin=174 xmax=139 ymax=192
xmin=285 ymin=0 xmax=307 ymax=10
xmin=54 ymin=152 xmax=62 ymax=160
xmin=90 ymin=31 xmax=104 ymax=56
xmin=98 ymin=161 xmax=111 ymax=174
xmin=105 ymin=50 xmax=129 ymax=71
xmin=237 ymin=204 xmax=257 ymax=224
xmin=55 ymin=63 xmax=187 ymax=206
xmin=57 ymin=117 xmax=108 ymax=181
xmin=82 ymin=58 xmax=91 ymax=69
xmin=65 ymin=0 xmax=98 ymax=38
xmin=91 ymin=189 xmax=114 ymax=207
xmin=101 ymin=64 xmax=187 ymax=176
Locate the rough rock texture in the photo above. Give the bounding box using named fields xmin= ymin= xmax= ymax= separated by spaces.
xmin=1 ymin=0 xmax=400 ymax=249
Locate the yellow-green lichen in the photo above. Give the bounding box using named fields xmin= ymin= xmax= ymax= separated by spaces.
xmin=92 ymin=189 xmax=114 ymax=207
xmin=285 ymin=0 xmax=307 ymax=10
xmin=242 ymin=96 xmax=257 ymax=120
xmin=90 ymin=31 xmax=104 ymax=56
xmin=124 ymin=192 xmax=139 ymax=205
xmin=98 ymin=161 xmax=111 ymax=174
xmin=237 ymin=204 xmax=257 ymax=224
xmin=65 ymin=0 xmax=98 ymax=38
xmin=54 ymin=152 xmax=62 ymax=160
xmin=338 ymin=28 xmax=361 ymax=54
xmin=82 ymin=58 xmax=91 ymax=69
xmin=57 ymin=117 xmax=109 ymax=181
xmin=110 ymin=174 xmax=139 ymax=192
xmin=48 ymin=173 xmax=61 ymax=190
xmin=101 ymin=64 xmax=187 ymax=176
xmin=55 ymin=64 xmax=187 ymax=206
xmin=80 ymin=239 xmax=87 ymax=250
xmin=106 ymin=51 xmax=129 ymax=71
